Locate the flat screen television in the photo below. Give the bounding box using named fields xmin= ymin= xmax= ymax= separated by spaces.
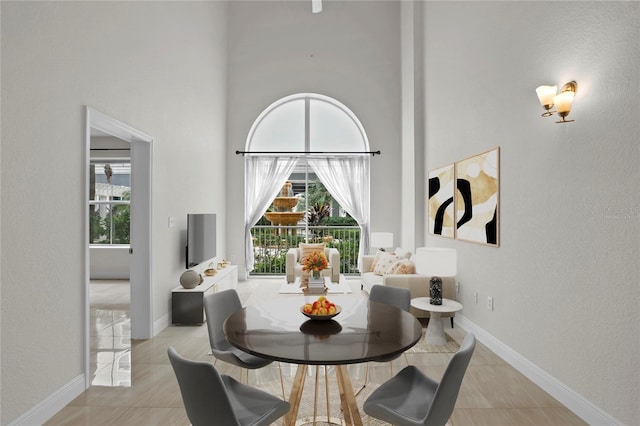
xmin=186 ymin=213 xmax=216 ymax=268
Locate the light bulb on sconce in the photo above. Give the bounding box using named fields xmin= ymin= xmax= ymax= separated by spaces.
xmin=553 ymin=87 xmax=576 ymax=123
xmin=535 ymin=85 xmax=557 ymax=117
xmin=535 ymin=81 xmax=577 ymax=123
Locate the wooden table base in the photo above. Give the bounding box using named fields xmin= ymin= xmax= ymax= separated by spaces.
xmin=336 ymin=365 xmax=362 ymax=426
xmin=284 ymin=364 xmax=363 ymax=426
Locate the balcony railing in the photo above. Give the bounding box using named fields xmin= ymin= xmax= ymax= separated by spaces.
xmin=250 ymin=225 xmax=361 ymax=276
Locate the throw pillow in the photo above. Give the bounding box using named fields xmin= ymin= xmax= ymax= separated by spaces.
xmin=384 ymin=260 xmax=402 ymax=275
xmin=369 ymin=250 xmax=384 ymax=272
xmin=394 ymin=247 xmax=412 ymax=260
xmin=299 ymin=242 xmax=325 ymax=263
xmin=373 ymin=252 xmax=402 ymax=275
xmin=393 ymin=260 xmax=415 ymax=274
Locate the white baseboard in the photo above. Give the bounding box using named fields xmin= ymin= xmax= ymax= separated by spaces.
xmin=10 ymin=314 xmax=169 ymax=425
xmin=154 ymin=313 xmax=170 ymax=336
xmin=455 ymin=315 xmax=621 ymax=426
xmin=8 ymin=374 xmax=85 ymax=426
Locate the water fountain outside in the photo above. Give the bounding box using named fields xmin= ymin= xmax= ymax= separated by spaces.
xmin=264 ymin=181 xmax=305 ymax=235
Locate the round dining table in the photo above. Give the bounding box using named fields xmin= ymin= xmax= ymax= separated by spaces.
xmin=224 ymin=294 xmax=422 ymax=426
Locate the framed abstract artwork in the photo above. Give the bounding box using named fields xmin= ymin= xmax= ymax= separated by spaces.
xmin=455 ymin=147 xmax=500 ymax=246
xmin=428 ymin=163 xmax=455 ymax=238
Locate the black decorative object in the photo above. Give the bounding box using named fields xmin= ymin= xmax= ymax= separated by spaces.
xmin=430 ymin=277 xmax=443 ymax=305
xmin=416 ymin=247 xmax=456 ymax=306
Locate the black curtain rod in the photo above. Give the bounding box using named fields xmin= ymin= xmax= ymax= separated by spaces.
xmin=235 ymin=150 xmax=381 ymax=156
xmin=90 ymin=148 xmax=131 ymax=151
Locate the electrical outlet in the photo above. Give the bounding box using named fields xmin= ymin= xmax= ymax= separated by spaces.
xmin=168 ymin=216 xmax=176 ymax=228
xmin=474 ymin=291 xmax=479 ymax=304
xmin=487 ymin=296 xmax=494 ymax=311
xmin=455 ymin=281 xmax=460 ymax=294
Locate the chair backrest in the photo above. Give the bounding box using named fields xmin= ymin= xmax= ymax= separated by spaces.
xmin=296 ymin=247 xmax=332 ymax=262
xmin=369 ymin=284 xmax=411 ymax=312
xmin=203 ymin=289 xmax=242 ymax=352
xmin=167 ymin=346 xmax=240 ymax=426
xmin=423 ymin=332 xmax=476 ymax=425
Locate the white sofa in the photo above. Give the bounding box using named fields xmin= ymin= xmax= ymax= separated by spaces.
xmin=286 ymin=246 xmax=340 ymax=283
xmin=360 ymin=251 xmax=456 ymax=323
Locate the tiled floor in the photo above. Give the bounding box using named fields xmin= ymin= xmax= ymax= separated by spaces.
xmin=89 ymin=281 xmax=131 ymax=387
xmin=46 ymin=278 xmax=587 ymax=425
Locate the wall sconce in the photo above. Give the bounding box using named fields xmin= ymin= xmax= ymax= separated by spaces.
xmin=535 ymin=81 xmax=577 ymax=123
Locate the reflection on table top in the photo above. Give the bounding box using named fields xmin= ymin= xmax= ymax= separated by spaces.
xmin=224 ymin=295 xmax=422 ymax=365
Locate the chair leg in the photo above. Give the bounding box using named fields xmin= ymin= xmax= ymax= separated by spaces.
xmin=356 ymin=358 xmax=398 ymax=398
xmin=354 ymin=362 xmax=369 ymax=397
xmin=313 ymin=366 xmax=320 ymax=423
xmin=325 ymin=366 xmax=331 ymax=420
xmin=277 ymin=362 xmax=285 ymax=400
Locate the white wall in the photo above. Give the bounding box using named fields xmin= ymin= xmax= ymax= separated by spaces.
xmin=422 ymin=2 xmax=639 ymax=424
xmin=89 ymin=246 xmax=130 ymax=280
xmin=2 ymin=1 xmax=636 ymax=424
xmin=400 ymin=1 xmax=426 ymax=252
xmin=225 ymin=0 xmax=402 ymax=277
xmin=0 ymin=2 xmax=228 ymax=424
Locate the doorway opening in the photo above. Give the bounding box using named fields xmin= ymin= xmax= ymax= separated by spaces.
xmin=84 ymin=107 xmax=153 ymax=388
xmin=89 ymin=143 xmax=132 ymax=386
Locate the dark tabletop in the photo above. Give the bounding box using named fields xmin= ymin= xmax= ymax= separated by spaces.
xmin=223 ymin=295 xmax=422 ymax=365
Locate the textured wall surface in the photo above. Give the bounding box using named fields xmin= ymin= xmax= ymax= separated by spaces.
xmin=422 ymin=2 xmax=639 ymax=424
xmin=225 ymin=0 xmax=402 ymax=277
xmin=2 ymin=1 xmax=638 ymax=424
xmin=0 ymin=2 xmax=228 ymax=423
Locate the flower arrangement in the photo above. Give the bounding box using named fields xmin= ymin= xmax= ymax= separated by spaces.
xmin=302 ymin=251 xmax=328 ymax=276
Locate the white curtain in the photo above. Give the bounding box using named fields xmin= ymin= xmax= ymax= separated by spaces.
xmin=307 ymin=156 xmax=370 ymax=271
xmin=244 ymin=156 xmax=299 ymax=271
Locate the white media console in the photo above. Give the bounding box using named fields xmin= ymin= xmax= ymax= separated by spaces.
xmin=171 ymin=264 xmax=238 ymax=325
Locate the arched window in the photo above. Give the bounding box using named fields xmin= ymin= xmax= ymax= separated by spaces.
xmin=246 ymin=93 xmax=369 ymax=153
xmin=243 ymin=94 xmax=371 ymax=275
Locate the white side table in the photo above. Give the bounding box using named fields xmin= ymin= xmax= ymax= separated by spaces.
xmin=411 ymin=297 xmax=463 ymax=345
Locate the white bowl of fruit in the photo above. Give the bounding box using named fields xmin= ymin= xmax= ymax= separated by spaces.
xmin=301 ymin=296 xmax=341 ymax=320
